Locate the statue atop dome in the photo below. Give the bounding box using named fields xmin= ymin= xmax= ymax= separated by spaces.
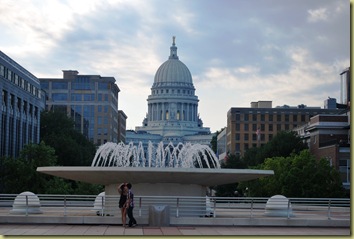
xmin=169 ymin=36 xmax=178 ymax=60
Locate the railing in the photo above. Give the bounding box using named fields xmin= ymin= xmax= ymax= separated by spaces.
xmin=0 ymin=194 xmax=350 ymax=221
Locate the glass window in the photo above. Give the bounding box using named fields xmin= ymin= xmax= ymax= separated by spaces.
xmin=269 ymin=124 xmax=273 ymax=131
xmin=98 ymin=82 xmax=109 ymax=90
xmin=41 ymin=82 xmax=49 ymax=89
xmin=244 ymin=123 xmax=249 ymax=131
xmin=0 ymin=65 xmax=5 ymax=77
xmin=52 ymin=82 xmax=68 ymax=89
xmin=252 ymin=124 xmax=257 ymax=131
xmin=72 ymin=76 xmax=94 ymax=90
xmin=52 ymin=93 xmax=68 ymax=101
xmin=269 ymin=114 xmax=273 ymax=121
xmin=71 ymin=94 xmax=82 ymax=101
xmin=7 ymin=69 xmax=12 ymax=80
xmin=84 ymin=94 xmax=94 ymax=101
xmin=285 ymin=114 xmax=289 ymax=121
xmin=235 ymin=123 xmax=240 ymax=131
xmin=261 ymin=124 xmax=265 ymax=131
xmin=277 ymin=114 xmax=281 ymax=121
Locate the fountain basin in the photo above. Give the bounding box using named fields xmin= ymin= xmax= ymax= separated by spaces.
xmin=37 ymin=166 xmax=273 ymax=186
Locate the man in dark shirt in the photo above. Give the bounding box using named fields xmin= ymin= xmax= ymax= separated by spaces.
xmin=127 ymin=183 xmax=137 ymax=227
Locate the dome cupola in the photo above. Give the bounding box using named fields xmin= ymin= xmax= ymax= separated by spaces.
xmin=153 ymin=36 xmax=193 ymax=85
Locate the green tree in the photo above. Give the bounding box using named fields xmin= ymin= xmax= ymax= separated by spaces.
xmin=243 ymin=131 xmax=307 ymax=166
xmin=215 ymin=154 xmax=246 ymax=197
xmin=40 ymin=110 xmax=96 ymax=166
xmin=240 ymin=150 xmax=345 ymax=198
xmin=1 ymin=142 xmax=57 ymax=193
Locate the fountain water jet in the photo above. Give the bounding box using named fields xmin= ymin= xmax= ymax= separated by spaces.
xmin=91 ymin=141 xmax=220 ymax=169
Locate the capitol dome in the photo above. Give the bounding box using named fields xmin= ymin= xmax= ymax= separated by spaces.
xmin=153 ymin=36 xmax=193 ymax=85
xmin=154 ymin=59 xmax=192 ymax=84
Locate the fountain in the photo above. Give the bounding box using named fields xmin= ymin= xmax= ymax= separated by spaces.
xmin=91 ymin=141 xmax=220 ymax=169
xmin=37 ymin=141 xmax=274 ymax=217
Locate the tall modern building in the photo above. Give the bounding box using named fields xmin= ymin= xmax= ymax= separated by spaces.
xmin=339 ymin=67 xmax=350 ymax=107
xmin=0 ymin=51 xmax=45 ymax=158
xmin=226 ymin=101 xmax=342 ymax=157
xmin=39 ymin=70 xmax=121 ymax=145
xmin=126 ymin=37 xmax=212 ymax=146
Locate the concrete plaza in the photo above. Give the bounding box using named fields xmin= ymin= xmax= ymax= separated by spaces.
xmin=0 ymin=224 xmax=350 ymax=236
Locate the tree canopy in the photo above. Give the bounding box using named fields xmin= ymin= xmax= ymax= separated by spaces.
xmin=0 ymin=142 xmax=103 ymax=194
xmin=239 ymin=150 xmax=345 ymax=198
xmin=243 ymin=131 xmax=308 ymax=166
xmin=40 ymin=110 xmax=96 ymax=166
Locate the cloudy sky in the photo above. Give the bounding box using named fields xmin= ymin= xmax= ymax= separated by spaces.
xmin=1 ymin=0 xmax=350 ymax=132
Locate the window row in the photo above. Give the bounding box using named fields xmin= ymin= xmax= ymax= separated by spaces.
xmin=0 ymin=64 xmax=41 ymax=99
xmin=234 ymin=123 xmax=298 ymax=132
xmin=52 ymin=93 xmax=109 ymax=102
xmin=152 ymin=89 xmax=194 ymax=95
xmin=1 ymin=90 xmax=39 ymax=118
xmin=234 ymin=133 xmax=273 ymax=141
xmin=41 ymin=81 xmax=110 ymax=91
xmin=234 ymin=113 xmax=309 ymax=122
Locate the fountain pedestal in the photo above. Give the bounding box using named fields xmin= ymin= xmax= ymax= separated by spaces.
xmin=104 ymin=183 xmax=207 ymax=217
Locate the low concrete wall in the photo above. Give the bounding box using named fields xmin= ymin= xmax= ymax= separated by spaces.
xmin=0 ymin=215 xmax=349 ymax=228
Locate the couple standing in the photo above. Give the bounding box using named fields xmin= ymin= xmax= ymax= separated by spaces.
xmin=118 ymin=183 xmax=137 ymax=227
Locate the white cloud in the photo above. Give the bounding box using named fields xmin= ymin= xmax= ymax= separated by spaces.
xmin=307 ymin=7 xmax=328 ymax=22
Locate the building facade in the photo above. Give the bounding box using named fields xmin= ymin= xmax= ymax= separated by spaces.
xmin=294 ymin=114 xmax=350 ymax=189
xmin=0 ymin=51 xmax=45 ymax=158
xmin=226 ymin=101 xmax=342 ymax=157
xmin=339 ymin=67 xmax=350 ymax=106
xmin=126 ymin=37 xmax=212 ymax=146
xmin=39 ymin=70 xmax=120 ymax=145
xmin=118 ymin=110 xmax=127 ymax=143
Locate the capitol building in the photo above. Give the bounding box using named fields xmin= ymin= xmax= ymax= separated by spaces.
xmin=126 ymin=37 xmax=212 ymax=146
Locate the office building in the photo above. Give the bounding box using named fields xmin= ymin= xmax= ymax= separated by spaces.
xmin=118 ymin=110 xmax=127 ymax=143
xmin=40 ymin=70 xmax=120 ymax=145
xmin=0 ymin=51 xmax=45 ymax=158
xmin=226 ymin=101 xmax=342 ymax=156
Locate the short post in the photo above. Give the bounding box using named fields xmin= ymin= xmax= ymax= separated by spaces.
xmin=327 ymin=200 xmax=331 ymax=220
xmin=213 ymin=198 xmax=216 ymax=218
xmin=287 ymin=199 xmax=291 ymax=219
xmin=176 ymin=198 xmax=179 ymax=218
xmin=139 ymin=197 xmax=142 ymax=217
xmin=25 ymin=195 xmax=28 ymax=216
xmin=101 ymin=195 xmax=104 ymax=216
xmin=250 ymin=198 xmax=253 ymax=218
xmin=64 ymin=196 xmax=67 ymax=216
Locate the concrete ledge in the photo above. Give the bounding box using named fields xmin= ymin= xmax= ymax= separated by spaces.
xmin=0 ymin=215 xmax=349 ymax=228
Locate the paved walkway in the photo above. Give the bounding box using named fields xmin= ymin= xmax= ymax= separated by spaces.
xmin=0 ymin=224 xmax=350 ymax=236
